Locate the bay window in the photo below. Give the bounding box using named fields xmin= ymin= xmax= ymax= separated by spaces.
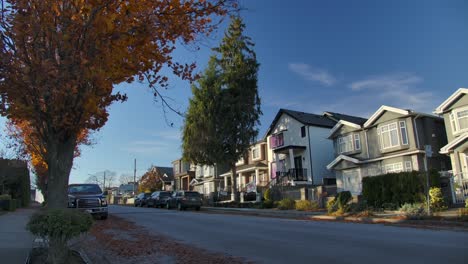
xmin=450 ymin=108 xmax=468 ymax=133
xmin=379 ymin=122 xmax=399 ymax=149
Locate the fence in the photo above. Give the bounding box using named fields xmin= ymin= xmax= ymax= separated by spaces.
xmin=453 ymin=173 xmax=468 ymax=204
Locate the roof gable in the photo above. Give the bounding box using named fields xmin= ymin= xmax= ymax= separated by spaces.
xmin=364 ymin=105 xmax=410 ymax=127
xmin=323 ymin=111 xmax=367 ymax=125
xmin=328 ymin=120 xmax=362 ymax=138
xmin=434 ymin=88 xmax=468 ymax=114
xmin=265 ymin=108 xmax=336 ymax=136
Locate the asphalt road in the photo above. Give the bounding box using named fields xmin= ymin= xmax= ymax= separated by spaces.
xmin=110 ymin=205 xmax=468 ymax=264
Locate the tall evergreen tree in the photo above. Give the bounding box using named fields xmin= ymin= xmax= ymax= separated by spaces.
xmin=182 ymin=16 xmax=261 ymax=201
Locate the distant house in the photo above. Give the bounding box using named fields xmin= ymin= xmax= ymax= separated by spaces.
xmin=118 ymin=182 xmax=138 ymax=196
xmin=264 ymin=108 xmax=366 ymax=187
xmin=152 ymin=166 xmax=174 ymax=191
xmin=435 ymin=88 xmax=468 ymax=203
xmin=327 ymin=105 xmax=450 ymax=195
xmin=191 ymin=164 xmax=228 ymax=197
xmin=220 ymin=139 xmax=269 ymax=194
xmin=172 ymin=158 xmax=195 ymax=191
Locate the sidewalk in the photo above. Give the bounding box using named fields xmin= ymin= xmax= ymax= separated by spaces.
xmin=0 ymin=205 xmax=40 ymax=264
xmin=202 ymin=206 xmax=326 ymax=218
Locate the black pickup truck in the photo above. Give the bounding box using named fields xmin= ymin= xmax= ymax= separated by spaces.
xmin=68 ymin=183 xmax=108 ymax=220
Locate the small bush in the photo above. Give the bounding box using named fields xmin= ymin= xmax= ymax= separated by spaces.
xmin=399 ymin=203 xmax=427 ymax=220
xmin=382 ymin=202 xmax=398 ymax=211
xmin=263 ymin=189 xmax=271 ymax=201
xmin=27 ymin=209 xmax=93 ymax=263
xmin=327 ymin=198 xmax=337 ymax=214
xmin=277 ymin=198 xmax=296 ymax=210
xmin=0 ymin=194 xmax=12 ymax=200
xmin=458 ymin=208 xmax=468 ymax=221
xmin=465 ymin=198 xmax=468 ymax=209
xmin=336 ymin=191 xmax=352 ymax=212
xmin=429 ymin=187 xmax=447 ymax=212
xmin=261 ymin=199 xmax=275 ymax=209
xmin=295 ymin=200 xmax=319 ymax=211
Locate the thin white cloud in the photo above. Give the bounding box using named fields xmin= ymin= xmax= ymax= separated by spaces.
xmin=349 ymin=73 xmax=423 ymax=91
xmin=288 ymin=63 xmax=336 ymax=86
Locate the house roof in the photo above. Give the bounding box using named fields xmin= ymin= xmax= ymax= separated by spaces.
xmin=328 ymin=120 xmax=363 ymax=139
xmin=323 ymin=111 xmax=367 ymax=126
xmin=434 ymin=88 xmax=468 ymax=114
xmin=151 ymin=166 xmax=174 ymax=182
xmin=440 ymin=134 xmax=468 ymax=154
xmin=265 ymin=108 xmax=337 ymax=137
xmin=326 ymin=155 xmax=361 ymax=170
xmin=363 ymin=105 xmax=410 ymax=127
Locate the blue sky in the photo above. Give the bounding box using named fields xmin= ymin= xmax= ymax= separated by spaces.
xmin=2 ymin=0 xmax=468 ymax=185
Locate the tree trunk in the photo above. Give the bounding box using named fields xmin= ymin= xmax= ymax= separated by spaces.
xmin=230 ymin=164 xmax=239 ymax=202
xmin=46 ymin=137 xmax=77 ymax=209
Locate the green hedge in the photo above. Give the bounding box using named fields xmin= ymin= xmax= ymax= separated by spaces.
xmin=1 ymin=199 xmax=17 ymax=211
xmin=362 ymin=171 xmax=433 ymax=208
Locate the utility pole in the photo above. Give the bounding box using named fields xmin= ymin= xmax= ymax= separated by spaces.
xmin=103 ymin=171 xmax=106 ymax=190
xmin=133 ymin=158 xmax=136 ymax=195
xmin=424 ymin=145 xmax=433 ymax=216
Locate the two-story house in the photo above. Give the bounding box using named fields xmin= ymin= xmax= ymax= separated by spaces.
xmin=219 ymin=139 xmax=269 ymax=193
xmin=434 ymin=88 xmax=468 ymax=203
xmin=191 ymin=164 xmax=228 ymax=197
xmin=265 ymin=109 xmax=367 ymax=186
xmin=327 ymin=105 xmax=450 ymax=195
xmin=172 ymin=158 xmax=195 ymax=191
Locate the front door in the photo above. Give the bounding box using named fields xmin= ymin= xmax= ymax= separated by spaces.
xmin=294 ymin=156 xmax=304 ymax=180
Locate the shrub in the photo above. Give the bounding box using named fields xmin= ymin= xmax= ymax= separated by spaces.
xmin=399 ymin=203 xmax=427 ymax=220
xmin=27 ymin=209 xmax=93 ymax=263
xmin=295 ymin=200 xmax=319 ymax=211
xmin=263 ymin=189 xmax=271 ymax=201
xmin=277 ymin=198 xmax=296 ymax=210
xmin=261 ymin=200 xmax=275 ymax=209
xmin=429 ymin=187 xmax=447 ymax=212
xmin=336 ymin=191 xmax=352 ymax=212
xmin=0 ymin=194 xmax=12 ymax=200
xmin=458 ymin=208 xmax=468 ymax=221
xmin=326 ymin=198 xmax=337 ymax=214
xmin=362 ymin=171 xmax=426 ymax=208
xmin=382 ymin=202 xmax=398 ymax=211
xmin=465 ymin=198 xmax=468 ymax=209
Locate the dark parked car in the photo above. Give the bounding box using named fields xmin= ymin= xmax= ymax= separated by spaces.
xmin=147 ymin=191 xmax=172 ymax=208
xmin=68 ymin=184 xmax=108 ymax=220
xmin=134 ymin=192 xmax=151 ymax=207
xmin=166 ymin=191 xmax=202 ymax=211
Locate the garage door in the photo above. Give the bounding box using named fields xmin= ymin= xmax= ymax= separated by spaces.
xmin=342 ymin=169 xmax=361 ymax=195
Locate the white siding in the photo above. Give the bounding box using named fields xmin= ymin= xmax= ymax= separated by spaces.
xmin=309 ymin=126 xmax=335 ymax=184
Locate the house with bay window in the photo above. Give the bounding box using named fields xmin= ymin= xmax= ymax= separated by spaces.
xmin=327 ymin=105 xmax=450 ymax=195
xmin=265 ymin=109 xmax=367 ymax=186
xmin=434 ymin=88 xmax=468 ymax=203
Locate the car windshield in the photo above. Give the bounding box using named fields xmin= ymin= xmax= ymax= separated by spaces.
xmin=184 ymin=192 xmax=200 ymax=197
xmin=68 ymin=184 xmax=102 ymax=194
xmin=160 ymin=192 xmax=171 ymax=197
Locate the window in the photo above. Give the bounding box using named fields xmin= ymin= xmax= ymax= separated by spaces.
xmin=384 ymin=163 xmax=403 ymax=173
xmin=450 ymin=112 xmax=457 ymax=132
xmin=301 ymin=126 xmax=306 ymax=138
xmin=252 ymin=145 xmax=261 ymax=160
xmin=399 ymin=121 xmax=408 ymax=145
xmin=405 ymin=161 xmax=412 ymax=171
xmin=379 ymin=122 xmax=399 ymax=149
xmin=270 ymin=133 xmax=284 ymax=148
xmin=450 ymin=108 xmax=468 ymax=134
xmin=337 ymin=134 xmax=353 ymax=153
xmin=354 ymin=134 xmax=361 ymax=150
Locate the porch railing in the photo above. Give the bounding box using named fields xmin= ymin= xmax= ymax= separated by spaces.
xmin=452 ymin=173 xmax=468 ymax=204
xmin=275 ymin=168 xmax=308 ymax=183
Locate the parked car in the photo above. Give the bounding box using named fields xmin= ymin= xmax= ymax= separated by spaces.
xmin=166 ymin=191 xmax=202 ymax=211
xmin=147 ymin=191 xmax=172 ymax=208
xmin=68 ymin=183 xmax=108 ymax=220
xmin=134 ymin=192 xmax=151 ymax=207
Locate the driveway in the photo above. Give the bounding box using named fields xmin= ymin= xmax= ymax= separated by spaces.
xmin=109 ymin=205 xmax=468 ymax=264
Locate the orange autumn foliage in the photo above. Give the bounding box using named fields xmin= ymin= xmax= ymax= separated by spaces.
xmin=0 ymin=0 xmax=234 ymax=207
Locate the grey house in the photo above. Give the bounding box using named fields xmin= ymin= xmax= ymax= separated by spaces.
xmin=434 ymin=88 xmax=468 ymax=203
xmin=327 ymin=105 xmax=450 ymax=195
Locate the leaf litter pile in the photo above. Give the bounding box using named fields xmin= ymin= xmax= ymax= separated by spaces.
xmin=78 ymin=215 xmax=252 ymax=264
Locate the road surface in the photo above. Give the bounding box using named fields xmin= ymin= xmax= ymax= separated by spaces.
xmin=109 ymin=205 xmax=468 ymax=264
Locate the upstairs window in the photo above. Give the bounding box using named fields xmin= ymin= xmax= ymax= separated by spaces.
xmin=252 ymin=145 xmax=261 ymax=160
xmin=337 ymin=134 xmax=353 ymax=153
xmin=399 ymin=121 xmax=408 ymax=145
xmin=270 ymin=133 xmax=284 ymax=148
xmin=301 ymin=126 xmax=306 ymax=138
xmin=354 ymin=134 xmax=361 ymax=150
xmin=379 ymin=122 xmax=399 ymax=149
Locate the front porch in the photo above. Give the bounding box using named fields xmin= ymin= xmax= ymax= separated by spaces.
xmin=272 ymin=145 xmax=312 ymax=185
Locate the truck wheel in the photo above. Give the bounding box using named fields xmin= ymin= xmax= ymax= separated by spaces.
xmin=195 ymin=206 xmax=200 ymax=211
xmin=177 ymin=203 xmax=183 ymax=211
xmin=166 ymin=203 xmax=171 ymax=210
xmin=101 ymin=214 xmax=108 ymax=220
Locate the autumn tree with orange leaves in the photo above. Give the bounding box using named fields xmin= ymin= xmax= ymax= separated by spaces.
xmin=0 ymin=0 xmax=236 ymax=208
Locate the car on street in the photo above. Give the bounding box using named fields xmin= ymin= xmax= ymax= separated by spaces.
xmin=134 ymin=192 xmax=151 ymax=207
xmin=166 ymin=191 xmax=202 ymax=211
xmin=68 ymin=183 xmax=108 ymax=220
xmin=147 ymin=191 xmax=172 ymax=208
